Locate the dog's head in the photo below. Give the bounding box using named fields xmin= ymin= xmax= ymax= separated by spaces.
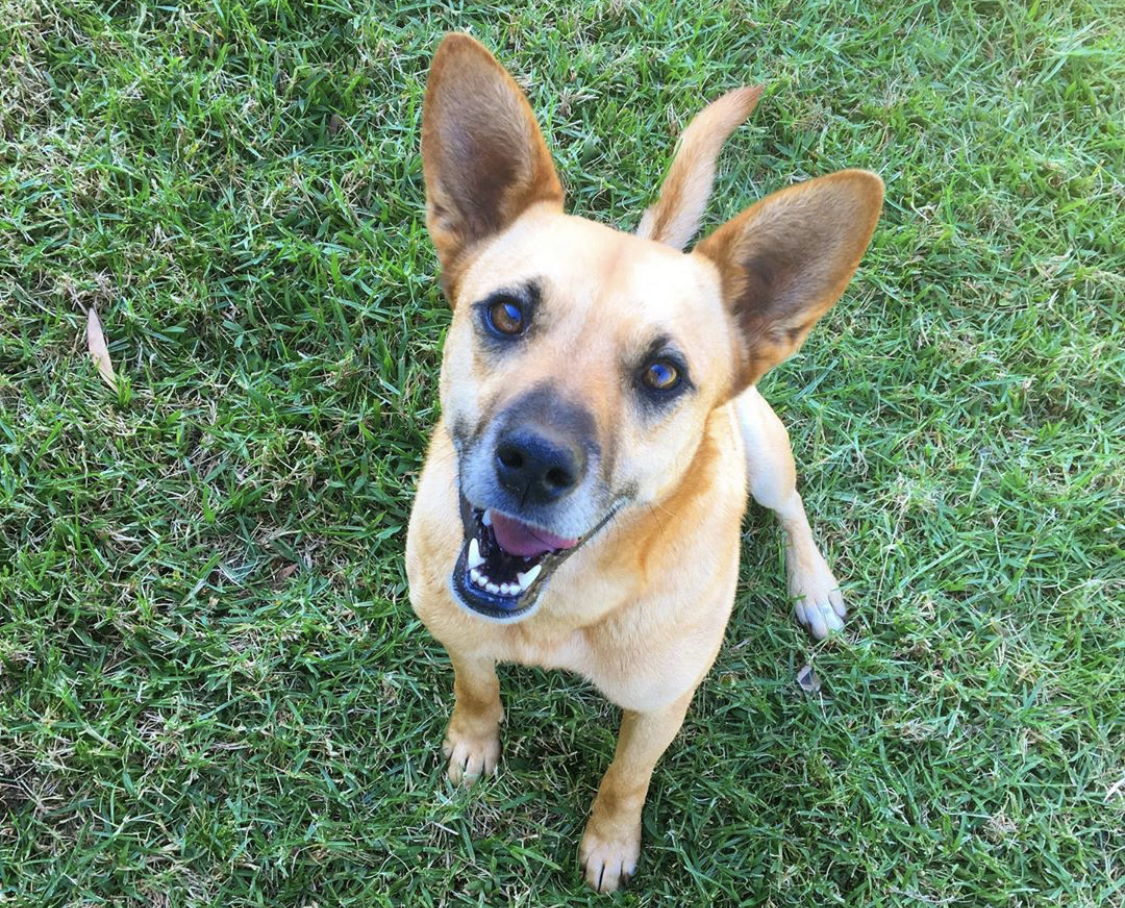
xmin=421 ymin=34 xmax=883 ymax=621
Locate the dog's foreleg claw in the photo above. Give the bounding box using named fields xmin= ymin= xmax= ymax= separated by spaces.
xmin=579 ymin=824 xmax=640 ymax=893
xmin=789 ymin=549 xmax=847 ymax=640
xmin=442 ymin=730 xmax=500 ymax=785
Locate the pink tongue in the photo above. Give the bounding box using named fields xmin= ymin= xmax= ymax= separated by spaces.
xmin=490 ymin=512 xmax=579 ymax=558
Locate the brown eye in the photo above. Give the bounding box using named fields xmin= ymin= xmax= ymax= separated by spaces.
xmin=486 ymin=298 xmax=526 ymax=336
xmin=643 ymin=360 xmax=680 ymax=391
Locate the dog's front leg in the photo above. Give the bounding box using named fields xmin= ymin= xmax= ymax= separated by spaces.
xmin=579 ymin=691 xmax=693 ymax=893
xmin=736 ymin=387 xmax=847 ymax=638
xmin=442 ymin=652 xmax=504 ymax=785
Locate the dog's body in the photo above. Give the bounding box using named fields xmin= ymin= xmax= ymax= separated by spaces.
xmin=406 ymin=35 xmax=882 ymax=892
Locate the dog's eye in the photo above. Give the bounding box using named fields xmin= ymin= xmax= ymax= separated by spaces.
xmin=485 ymin=298 xmax=526 ymax=336
xmin=642 ymin=360 xmax=680 ymax=392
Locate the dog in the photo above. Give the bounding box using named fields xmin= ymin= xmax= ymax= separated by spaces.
xmin=406 ymin=34 xmax=883 ymax=892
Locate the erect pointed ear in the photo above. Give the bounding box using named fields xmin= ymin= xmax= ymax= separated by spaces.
xmin=693 ymin=169 xmax=884 ymax=390
xmin=636 ymin=86 xmax=763 ymax=251
xmin=421 ymin=34 xmax=563 ymax=297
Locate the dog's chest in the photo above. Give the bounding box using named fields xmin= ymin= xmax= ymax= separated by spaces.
xmin=500 ymin=622 xmax=589 ymax=673
xmin=496 ymin=604 xmax=728 ymax=712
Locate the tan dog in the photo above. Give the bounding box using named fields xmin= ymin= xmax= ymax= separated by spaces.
xmin=406 ymin=34 xmax=883 ymax=892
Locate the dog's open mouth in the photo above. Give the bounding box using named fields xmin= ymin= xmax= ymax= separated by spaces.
xmin=451 ymin=495 xmax=581 ymax=620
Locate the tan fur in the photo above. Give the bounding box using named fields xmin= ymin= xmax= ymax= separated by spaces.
xmin=407 ymin=34 xmax=883 ymax=892
xmin=694 ymin=170 xmax=885 ymax=387
xmin=636 ymin=86 xmax=763 ymax=250
xmin=421 ymin=33 xmax=564 ymax=298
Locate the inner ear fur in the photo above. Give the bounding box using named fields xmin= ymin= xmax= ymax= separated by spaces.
xmin=421 ymin=34 xmax=563 ymax=298
xmin=636 ymin=85 xmax=763 ymax=251
xmin=693 ymin=169 xmax=884 ymax=390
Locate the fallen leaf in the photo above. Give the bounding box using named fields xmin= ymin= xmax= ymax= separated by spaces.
xmin=796 ymin=664 xmax=822 ymax=694
xmin=86 ymin=307 xmax=117 ymax=391
xmin=271 ymin=562 xmax=299 ymax=589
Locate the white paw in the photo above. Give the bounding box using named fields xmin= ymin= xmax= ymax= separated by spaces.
xmin=443 ymin=729 xmax=499 ymax=785
xmin=789 ymin=551 xmax=847 ymax=639
xmin=579 ymin=823 xmax=640 ymax=893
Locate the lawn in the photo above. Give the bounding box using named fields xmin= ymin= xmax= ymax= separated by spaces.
xmin=1 ymin=0 xmax=1123 ymax=905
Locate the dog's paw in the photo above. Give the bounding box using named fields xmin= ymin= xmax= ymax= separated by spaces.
xmin=579 ymin=821 xmax=640 ymax=893
xmin=442 ymin=728 xmax=500 ymax=785
xmin=788 ymin=549 xmax=846 ymax=639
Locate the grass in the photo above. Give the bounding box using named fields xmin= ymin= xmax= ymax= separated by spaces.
xmin=1 ymin=0 xmax=1123 ymax=904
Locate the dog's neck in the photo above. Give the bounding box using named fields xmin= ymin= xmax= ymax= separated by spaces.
xmin=527 ymin=406 xmax=733 ymax=634
xmin=607 ymin=408 xmax=725 ymax=570
xmin=471 ymin=405 xmax=737 ymax=639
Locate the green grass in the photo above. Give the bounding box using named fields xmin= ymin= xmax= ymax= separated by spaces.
xmin=2 ymin=0 xmax=1123 ymax=905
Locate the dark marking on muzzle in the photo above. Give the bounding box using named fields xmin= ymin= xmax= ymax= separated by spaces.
xmin=492 ymin=384 xmax=600 ymax=507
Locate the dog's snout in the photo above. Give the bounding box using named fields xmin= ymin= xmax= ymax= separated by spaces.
xmin=495 ymin=428 xmax=586 ymax=504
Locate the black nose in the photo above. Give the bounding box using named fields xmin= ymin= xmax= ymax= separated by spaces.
xmin=495 ymin=428 xmax=586 ymax=505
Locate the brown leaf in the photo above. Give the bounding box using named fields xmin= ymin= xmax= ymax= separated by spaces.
xmin=86 ymin=307 xmax=117 ymax=391
xmin=271 ymin=562 xmax=299 ymax=589
xmin=796 ymin=664 xmax=822 ymax=694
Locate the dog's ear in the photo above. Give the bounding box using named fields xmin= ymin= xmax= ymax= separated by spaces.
xmin=422 ymin=34 xmax=563 ymax=295
xmin=694 ymin=170 xmax=883 ymax=390
xmin=636 ymin=86 xmax=762 ymax=251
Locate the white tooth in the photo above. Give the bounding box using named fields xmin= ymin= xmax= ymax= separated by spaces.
xmin=517 ymin=564 xmax=542 ymax=591
xmin=503 ymin=583 xmax=518 ymax=596
xmin=468 ymin=538 xmax=484 ymax=569
xmin=482 ymin=509 xmax=492 ymax=527
xmin=486 ymin=582 xmax=501 ymax=594
xmin=470 ymin=568 xmax=484 ymax=587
